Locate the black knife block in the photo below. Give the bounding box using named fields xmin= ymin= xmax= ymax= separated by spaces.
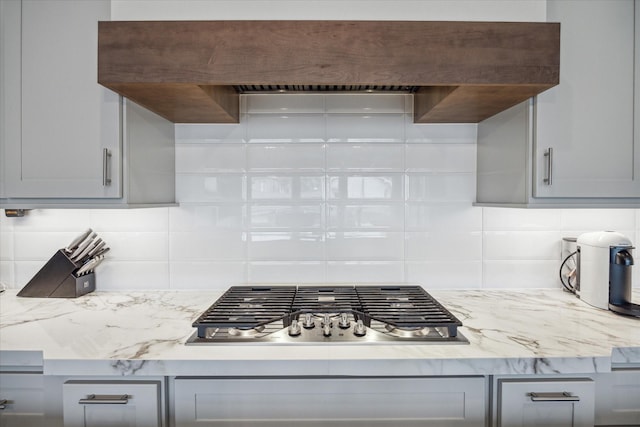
xmin=17 ymin=249 xmax=96 ymax=298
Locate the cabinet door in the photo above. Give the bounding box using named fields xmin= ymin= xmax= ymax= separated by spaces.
xmin=594 ymin=371 xmax=640 ymax=426
xmin=0 ymin=373 xmax=45 ymax=427
xmin=4 ymin=0 xmax=121 ymax=199
xmin=533 ymin=0 xmax=638 ymax=198
xmin=174 ymin=377 xmax=486 ymax=427
xmin=63 ymin=381 xmax=161 ymax=427
xmin=497 ymin=379 xmax=594 ymax=427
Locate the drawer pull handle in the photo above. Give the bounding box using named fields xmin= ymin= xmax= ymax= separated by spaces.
xmin=79 ymin=394 xmax=129 ymax=405
xmin=529 ymin=392 xmax=579 ymax=402
xmin=0 ymin=399 xmax=8 ymax=410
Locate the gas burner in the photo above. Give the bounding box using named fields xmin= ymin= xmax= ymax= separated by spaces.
xmin=383 ymin=324 xmax=447 ymax=339
xmin=188 ymin=285 xmax=468 ymax=345
xmin=227 ymin=325 xmax=266 ymax=338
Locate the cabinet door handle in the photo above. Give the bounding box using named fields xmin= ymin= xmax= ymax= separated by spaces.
xmin=543 ymin=147 xmax=553 ymax=185
xmin=78 ymin=394 xmax=129 ymax=405
xmin=102 ymin=148 xmax=112 ymax=187
xmin=0 ymin=399 xmax=8 ymax=409
xmin=528 ymin=392 xmax=579 ymax=402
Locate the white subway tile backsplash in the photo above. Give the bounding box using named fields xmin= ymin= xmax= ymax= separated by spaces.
xmin=95 ymin=232 xmax=168 ymax=261
xmin=406 ymin=261 xmax=482 ymax=289
xmin=90 ymin=209 xmax=169 ymax=232
xmin=483 ymin=208 xmax=562 ymax=231
xmin=483 ymin=231 xmax=562 ymax=261
xmin=405 ymin=203 xmax=482 ymax=232
xmin=175 ymin=123 xmax=245 ymax=144
xmin=406 ymin=173 xmax=476 ymax=202
xmin=560 ymin=209 xmax=637 ymax=231
xmin=248 ymin=231 xmax=325 ymax=261
xmin=248 ymin=261 xmax=326 ymax=283
xmin=249 ymin=205 xmax=324 ymax=230
xmin=246 ymin=94 xmax=325 ymax=114
xmin=176 ymin=174 xmax=246 ymax=202
xmin=483 ymin=260 xmax=559 ymax=288
xmin=326 ymin=231 xmax=404 ymax=261
xmin=326 ymin=144 xmax=404 ymax=171
xmin=326 ymin=114 xmax=404 ymax=143
xmin=326 ymin=261 xmax=404 ymax=283
xmin=404 ymin=122 xmax=477 ymax=144
xmin=246 ymin=114 xmax=325 ymax=143
xmin=96 ymin=262 xmax=170 ymax=290
xmin=405 ymin=232 xmax=482 ymax=261
xmin=169 ymin=261 xmax=246 ymax=290
xmin=328 ymin=174 xmax=404 ymax=200
xmin=169 ymin=205 xmax=245 ymax=231
xmin=247 ymin=144 xmax=325 ymax=171
xmin=325 ymin=94 xmax=405 ymax=113
xmin=5 ymin=94 xmax=638 ymax=291
xmin=176 ymin=143 xmax=246 ymax=173
xmin=327 ymin=204 xmax=404 ymax=230
xmin=11 ymin=209 xmax=91 ymax=232
xmin=170 ymin=231 xmax=246 ymax=261
xmin=405 ymin=144 xmax=476 ymax=173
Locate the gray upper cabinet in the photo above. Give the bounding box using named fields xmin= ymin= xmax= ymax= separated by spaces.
xmin=477 ymin=0 xmax=640 ymax=207
xmin=0 ymin=0 xmax=175 ymax=208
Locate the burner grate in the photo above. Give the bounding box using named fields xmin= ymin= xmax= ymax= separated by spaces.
xmin=292 ymin=286 xmax=361 ymax=313
xmin=192 ymin=286 xmax=296 ymax=335
xmin=355 ymin=286 xmax=462 ymax=337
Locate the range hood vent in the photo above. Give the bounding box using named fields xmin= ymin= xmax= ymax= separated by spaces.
xmin=98 ymin=20 xmax=560 ymax=124
xmin=234 ymin=85 xmax=419 ymax=94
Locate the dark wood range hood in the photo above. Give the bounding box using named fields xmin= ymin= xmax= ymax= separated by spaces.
xmin=97 ymin=20 xmax=560 ymax=124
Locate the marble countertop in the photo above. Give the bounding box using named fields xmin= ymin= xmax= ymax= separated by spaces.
xmin=1 ymin=288 xmax=639 ymax=377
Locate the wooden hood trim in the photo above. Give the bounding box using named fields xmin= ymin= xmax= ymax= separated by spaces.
xmin=98 ymin=20 xmax=560 ymax=123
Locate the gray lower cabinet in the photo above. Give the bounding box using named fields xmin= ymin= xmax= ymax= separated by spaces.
xmin=593 ymin=371 xmax=640 ymax=426
xmin=495 ymin=378 xmax=595 ymax=427
xmin=0 ymin=372 xmax=46 ymax=427
xmin=62 ymin=380 xmax=163 ymax=427
xmin=173 ymin=376 xmax=487 ymax=427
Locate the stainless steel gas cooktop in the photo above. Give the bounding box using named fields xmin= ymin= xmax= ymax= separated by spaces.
xmin=187 ymin=285 xmax=468 ymax=345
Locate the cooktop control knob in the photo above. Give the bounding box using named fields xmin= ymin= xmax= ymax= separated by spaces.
xmin=322 ymin=313 xmax=332 ymax=328
xmin=338 ymin=312 xmax=350 ymax=329
xmin=288 ymin=319 xmax=301 ymax=337
xmin=353 ymin=319 xmax=366 ymax=337
xmin=302 ymin=313 xmax=315 ymax=329
xmin=323 ymin=323 xmax=332 ymax=337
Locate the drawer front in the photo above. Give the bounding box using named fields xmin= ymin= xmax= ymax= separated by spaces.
xmin=497 ymin=378 xmax=594 ymax=427
xmin=174 ymin=377 xmax=486 ymax=427
xmin=63 ymin=381 xmax=161 ymax=427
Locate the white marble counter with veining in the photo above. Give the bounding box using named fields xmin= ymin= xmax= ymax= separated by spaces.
xmin=1 ymin=288 xmax=639 ymax=377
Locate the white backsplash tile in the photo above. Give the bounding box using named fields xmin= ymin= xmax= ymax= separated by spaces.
xmin=176 ymin=174 xmax=246 ymax=202
xmin=483 ymin=260 xmax=560 ymax=288
xmin=248 ymin=261 xmax=326 ymax=283
xmin=176 ymin=143 xmax=247 ymax=173
xmin=169 ymin=261 xmax=247 ymax=290
xmin=248 ymin=231 xmax=325 ymax=261
xmin=326 ymin=231 xmax=404 ymax=261
xmin=326 ymin=144 xmax=404 ymax=171
xmin=247 ymin=144 xmax=325 ymax=171
xmin=2 ymin=94 xmax=638 ymax=290
xmin=406 ymin=261 xmax=482 ymax=289
xmin=326 ymin=114 xmax=405 ymax=143
xmin=246 ymin=114 xmax=325 ymax=143
xmin=326 ymin=261 xmax=404 ymax=283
